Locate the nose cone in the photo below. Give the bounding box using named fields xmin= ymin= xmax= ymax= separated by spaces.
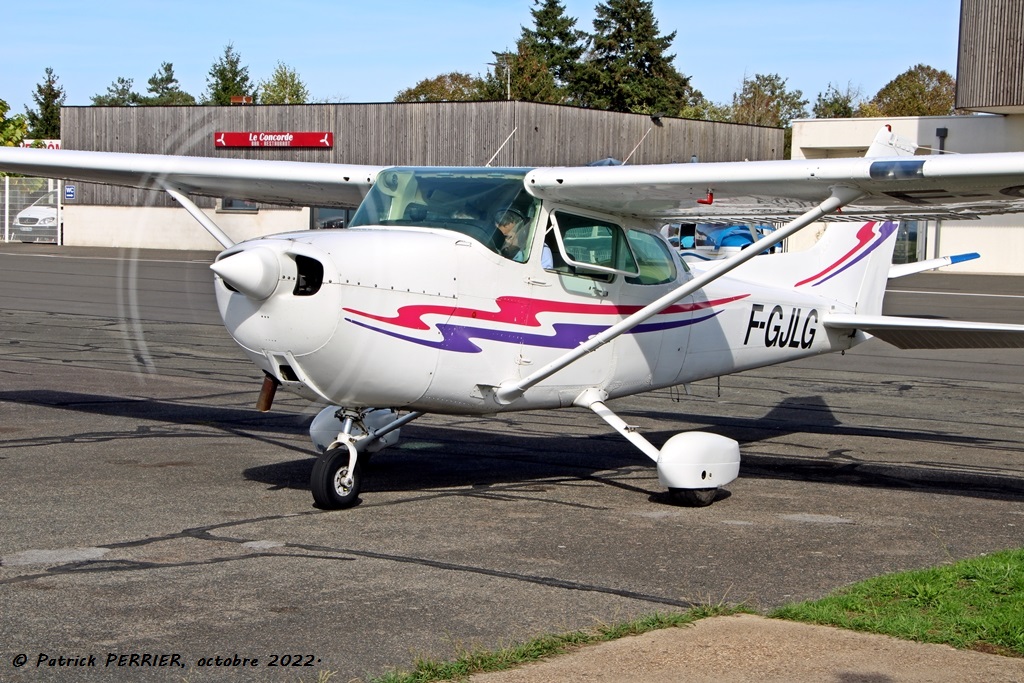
xmin=211 ymin=247 xmax=281 ymax=300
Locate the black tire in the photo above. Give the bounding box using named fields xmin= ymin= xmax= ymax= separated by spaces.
xmin=310 ymin=446 xmax=362 ymax=509
xmin=669 ymin=487 xmax=718 ymax=507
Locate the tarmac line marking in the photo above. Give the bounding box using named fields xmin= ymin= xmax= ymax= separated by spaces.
xmin=0 ymin=252 xmax=211 ymax=264
xmin=888 ymin=289 xmax=1024 ymax=300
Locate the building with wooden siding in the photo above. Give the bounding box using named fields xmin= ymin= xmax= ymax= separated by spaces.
xmin=956 ymin=0 xmax=1024 ymax=113
xmin=58 ymin=102 xmax=782 ymax=250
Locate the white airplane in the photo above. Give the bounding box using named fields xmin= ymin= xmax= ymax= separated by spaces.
xmin=2 ymin=127 xmax=1023 ymax=510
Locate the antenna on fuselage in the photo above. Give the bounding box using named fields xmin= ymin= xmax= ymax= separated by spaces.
xmin=484 ymin=127 xmax=517 ymax=167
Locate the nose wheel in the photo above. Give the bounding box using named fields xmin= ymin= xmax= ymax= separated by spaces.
xmin=310 ymin=443 xmax=363 ymax=509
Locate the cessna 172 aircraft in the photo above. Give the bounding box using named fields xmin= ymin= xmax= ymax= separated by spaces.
xmin=2 ymin=127 xmax=1023 ymax=509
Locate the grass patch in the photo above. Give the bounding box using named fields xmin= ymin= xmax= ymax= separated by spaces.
xmin=370 ymin=605 xmax=745 ymax=683
xmin=366 ymin=550 xmax=1023 ymax=682
xmin=770 ymin=547 xmax=1024 ymax=657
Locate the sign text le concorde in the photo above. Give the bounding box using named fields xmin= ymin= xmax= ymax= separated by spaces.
xmin=214 ymin=132 xmax=333 ymax=148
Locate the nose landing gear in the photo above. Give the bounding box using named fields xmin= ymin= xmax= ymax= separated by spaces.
xmin=308 ymin=408 xmax=423 ymax=509
xmin=311 ymin=441 xmax=362 ymax=509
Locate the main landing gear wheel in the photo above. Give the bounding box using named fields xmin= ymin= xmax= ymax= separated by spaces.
xmin=669 ymin=487 xmax=718 ymax=507
xmin=310 ymin=446 xmax=362 ymax=509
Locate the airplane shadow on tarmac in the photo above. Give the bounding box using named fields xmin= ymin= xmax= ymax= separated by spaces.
xmin=3 ymin=390 xmax=1022 ymax=505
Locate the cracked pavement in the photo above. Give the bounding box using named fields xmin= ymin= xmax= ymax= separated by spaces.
xmin=1 ymin=245 xmax=1022 ymax=682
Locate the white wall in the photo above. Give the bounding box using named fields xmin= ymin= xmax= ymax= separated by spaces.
xmin=63 ymin=205 xmax=310 ymax=250
xmin=792 ymin=115 xmax=1024 ymax=158
xmin=788 ymin=115 xmax=1024 ymax=275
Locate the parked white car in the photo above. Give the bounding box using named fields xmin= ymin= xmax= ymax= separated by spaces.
xmin=12 ymin=190 xmax=59 ymax=243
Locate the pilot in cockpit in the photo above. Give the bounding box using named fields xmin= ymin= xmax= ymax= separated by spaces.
xmin=495 ymin=209 xmax=528 ymax=262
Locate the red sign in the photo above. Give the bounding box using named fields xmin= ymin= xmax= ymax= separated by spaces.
xmin=21 ymin=139 xmax=62 ymax=149
xmin=214 ymin=132 xmax=333 ymax=148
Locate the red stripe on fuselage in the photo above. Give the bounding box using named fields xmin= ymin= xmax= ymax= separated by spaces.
xmin=343 ymin=294 xmax=750 ymax=330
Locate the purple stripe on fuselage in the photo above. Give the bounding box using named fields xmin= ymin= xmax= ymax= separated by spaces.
xmin=345 ymin=311 xmax=721 ymax=354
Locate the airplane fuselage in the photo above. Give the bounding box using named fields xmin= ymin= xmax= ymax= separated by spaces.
xmin=213 ymin=222 xmax=857 ymax=415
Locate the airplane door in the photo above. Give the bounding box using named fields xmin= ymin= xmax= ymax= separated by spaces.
xmin=616 ymin=229 xmax=693 ymax=391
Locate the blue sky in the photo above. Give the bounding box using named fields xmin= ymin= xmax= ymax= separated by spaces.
xmin=2 ymin=1 xmax=960 ymax=115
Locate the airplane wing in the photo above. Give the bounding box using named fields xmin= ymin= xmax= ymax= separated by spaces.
xmin=2 ymin=139 xmax=1023 ymax=398
xmin=524 ymin=153 xmax=1024 ymax=224
xmin=5 ymin=145 xmax=1024 ymax=222
xmin=824 ymin=314 xmax=1024 ymax=349
xmin=0 ymin=147 xmax=382 ymax=208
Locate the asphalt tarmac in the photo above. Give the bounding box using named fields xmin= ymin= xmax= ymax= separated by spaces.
xmin=1 ymin=243 xmax=1022 ymax=682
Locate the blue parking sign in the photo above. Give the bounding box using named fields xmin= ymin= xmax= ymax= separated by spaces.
xmin=65 ymin=185 xmax=76 ymax=200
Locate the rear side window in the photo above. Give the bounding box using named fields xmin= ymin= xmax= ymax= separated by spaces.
xmin=625 ymin=230 xmax=677 ymax=285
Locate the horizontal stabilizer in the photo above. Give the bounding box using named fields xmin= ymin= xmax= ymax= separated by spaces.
xmin=824 ymin=314 xmax=1024 ymax=349
xmin=888 ymin=253 xmax=980 ymax=279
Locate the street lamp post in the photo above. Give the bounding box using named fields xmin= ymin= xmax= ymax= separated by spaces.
xmin=488 ymin=53 xmax=512 ymax=100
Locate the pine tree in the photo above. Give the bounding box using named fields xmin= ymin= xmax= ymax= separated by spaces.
xmin=576 ymin=0 xmax=697 ymax=115
xmin=202 ymin=44 xmax=254 ymax=105
xmin=145 ymin=63 xmax=196 ymax=105
xmin=479 ymin=39 xmax=561 ymax=103
xmin=25 ymin=67 xmax=65 ymax=139
xmin=91 ymin=77 xmax=142 ymax=106
xmin=520 ymin=0 xmax=587 ymax=94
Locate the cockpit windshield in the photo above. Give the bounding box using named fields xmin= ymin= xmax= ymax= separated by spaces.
xmin=350 ymin=168 xmax=541 ymax=262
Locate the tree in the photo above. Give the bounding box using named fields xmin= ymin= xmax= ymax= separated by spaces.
xmin=575 ymin=0 xmax=698 ymax=115
xmin=0 ymin=98 xmax=29 ymax=147
xmin=519 ymin=0 xmax=587 ymax=93
xmin=858 ymin=64 xmax=956 ymax=117
xmin=257 ymin=62 xmax=309 ymax=104
xmin=202 ymin=43 xmax=254 ymax=105
xmin=145 ymin=63 xmax=196 ymax=105
xmin=395 ymin=72 xmax=483 ymax=102
xmin=730 ymin=73 xmax=807 ymax=157
xmin=478 ymin=39 xmax=561 ymax=103
xmin=679 ymin=97 xmax=732 ymax=122
xmin=25 ymin=67 xmax=65 ymax=139
xmin=812 ymin=82 xmax=863 ymax=119
xmin=731 ymin=73 xmax=808 ymax=127
xmin=91 ymin=77 xmax=142 ymax=106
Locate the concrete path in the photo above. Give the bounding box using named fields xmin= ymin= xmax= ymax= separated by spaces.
xmin=470 ymin=614 xmax=1024 ymax=683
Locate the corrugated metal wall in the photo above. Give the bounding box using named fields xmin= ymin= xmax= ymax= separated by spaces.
xmin=62 ymin=101 xmax=783 ymax=207
xmin=957 ymin=0 xmax=1024 ymax=112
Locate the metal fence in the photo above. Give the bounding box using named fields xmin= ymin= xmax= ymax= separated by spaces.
xmin=1 ymin=176 xmax=62 ymax=244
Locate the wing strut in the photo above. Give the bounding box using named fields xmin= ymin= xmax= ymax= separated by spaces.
xmin=493 ymin=185 xmax=865 ymax=405
xmin=161 ymin=183 xmax=236 ymax=249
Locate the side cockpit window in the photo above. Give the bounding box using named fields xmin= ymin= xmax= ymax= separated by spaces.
xmin=549 ymin=211 xmax=638 ymax=277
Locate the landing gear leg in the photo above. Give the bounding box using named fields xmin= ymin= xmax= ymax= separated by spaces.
xmin=573 ymin=388 xmax=739 ymax=507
